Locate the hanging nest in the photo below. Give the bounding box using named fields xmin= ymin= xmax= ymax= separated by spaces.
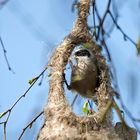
xmin=37 ymin=0 xmax=137 ymax=139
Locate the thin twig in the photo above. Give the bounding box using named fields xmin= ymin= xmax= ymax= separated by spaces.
xmin=108 ymin=10 xmax=137 ymax=46
xmin=71 ymin=94 xmax=78 ymax=108
xmin=92 ymin=0 xmax=97 ymax=38
xmin=88 ymin=100 xmax=93 ymax=110
xmin=96 ymin=0 xmax=112 ymax=40
xmin=4 ymin=123 xmax=6 ymax=140
xmin=94 ymin=4 xmax=109 ymax=40
xmin=0 ymin=36 xmax=15 ymax=73
xmin=0 ymin=67 xmax=47 ymax=140
xmin=94 ymin=4 xmax=101 ymax=21
xmin=38 ymin=73 xmax=44 ymax=86
xmin=101 ymin=39 xmax=111 ymax=61
xmin=18 ymin=111 xmax=44 ymax=140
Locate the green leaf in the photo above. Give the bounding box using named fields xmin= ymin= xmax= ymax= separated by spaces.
xmin=0 ymin=111 xmax=7 ymax=119
xmin=28 ymin=77 xmax=37 ymax=85
xmin=82 ymin=101 xmax=89 ymax=114
xmin=0 ymin=113 xmax=3 ymax=119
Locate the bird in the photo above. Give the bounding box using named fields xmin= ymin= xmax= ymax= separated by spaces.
xmin=68 ymin=47 xmax=99 ymax=99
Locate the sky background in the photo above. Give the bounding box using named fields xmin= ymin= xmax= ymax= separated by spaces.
xmin=0 ymin=0 xmax=140 ymax=139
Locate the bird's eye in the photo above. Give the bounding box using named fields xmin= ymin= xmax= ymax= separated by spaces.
xmin=75 ymin=49 xmax=90 ymax=57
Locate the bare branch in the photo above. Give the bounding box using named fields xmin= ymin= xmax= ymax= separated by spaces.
xmin=108 ymin=10 xmax=137 ymax=46
xmin=96 ymin=0 xmax=112 ymax=40
xmin=0 ymin=36 xmax=15 ymax=73
xmin=18 ymin=111 xmax=44 ymax=140
xmin=0 ymin=67 xmax=47 ymax=139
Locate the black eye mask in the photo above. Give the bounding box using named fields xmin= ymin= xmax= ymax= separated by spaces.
xmin=75 ymin=49 xmax=90 ymax=57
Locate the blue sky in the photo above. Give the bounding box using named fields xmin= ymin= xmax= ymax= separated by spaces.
xmin=0 ymin=0 xmax=140 ymax=139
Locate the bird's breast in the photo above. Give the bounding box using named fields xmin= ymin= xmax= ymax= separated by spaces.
xmin=70 ymin=61 xmax=98 ymax=98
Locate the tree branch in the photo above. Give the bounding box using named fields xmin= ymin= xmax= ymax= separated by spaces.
xmin=0 ymin=67 xmax=47 ymax=140
xmin=108 ymin=10 xmax=137 ymax=46
xmin=18 ymin=111 xmax=44 ymax=140
xmin=0 ymin=36 xmax=14 ymax=73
